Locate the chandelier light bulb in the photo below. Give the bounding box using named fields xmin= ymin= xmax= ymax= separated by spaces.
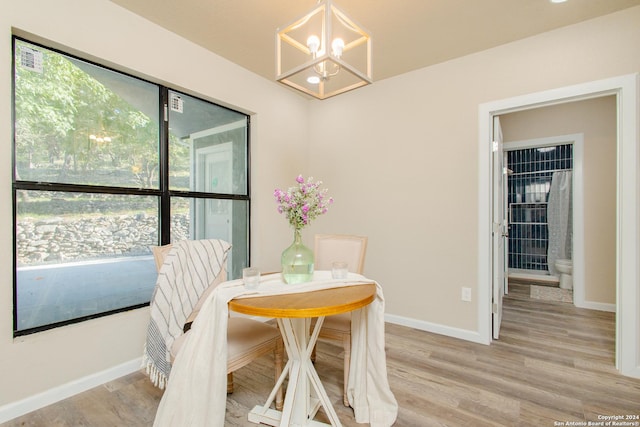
xmin=307 ymin=35 xmax=320 ymax=55
xmin=331 ymin=38 xmax=344 ymax=57
xmin=307 ymin=75 xmax=321 ymax=84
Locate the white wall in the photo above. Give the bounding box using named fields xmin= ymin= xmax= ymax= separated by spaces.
xmin=307 ymin=6 xmax=640 ymax=336
xmin=0 ymin=0 xmax=308 ymax=412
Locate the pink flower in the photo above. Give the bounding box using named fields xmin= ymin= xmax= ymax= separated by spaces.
xmin=274 ymin=175 xmax=332 ymax=229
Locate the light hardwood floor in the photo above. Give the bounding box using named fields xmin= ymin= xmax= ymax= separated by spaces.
xmin=3 ymin=283 xmax=639 ymax=426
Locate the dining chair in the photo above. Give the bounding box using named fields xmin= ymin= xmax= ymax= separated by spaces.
xmin=152 ymin=244 xmax=284 ymax=410
xmin=313 ymin=233 xmax=368 ymax=406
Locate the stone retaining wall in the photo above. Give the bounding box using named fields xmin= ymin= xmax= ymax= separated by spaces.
xmin=16 ymin=213 xmax=189 ymax=265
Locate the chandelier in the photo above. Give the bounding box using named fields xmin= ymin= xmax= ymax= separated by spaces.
xmin=276 ymin=0 xmax=372 ymax=100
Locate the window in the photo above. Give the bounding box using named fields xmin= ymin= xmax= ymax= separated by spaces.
xmin=13 ymin=38 xmax=250 ymax=335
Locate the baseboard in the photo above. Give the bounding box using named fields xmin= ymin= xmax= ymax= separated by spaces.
xmin=575 ymin=300 xmax=616 ymax=312
xmin=0 ymin=357 xmax=142 ymax=424
xmin=620 ymin=363 xmax=640 ymax=379
xmin=384 ymin=313 xmax=487 ymax=345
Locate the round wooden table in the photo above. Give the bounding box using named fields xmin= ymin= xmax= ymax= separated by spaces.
xmin=229 ymin=282 xmax=377 ymax=427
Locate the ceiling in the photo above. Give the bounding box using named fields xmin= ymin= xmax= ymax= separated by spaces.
xmin=109 ymin=0 xmax=640 ymax=85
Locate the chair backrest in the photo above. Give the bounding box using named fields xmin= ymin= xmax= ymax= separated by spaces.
xmin=151 ymin=244 xmax=173 ymax=272
xmin=314 ymin=234 xmax=368 ymax=274
xmin=151 ymin=243 xmax=227 ymax=323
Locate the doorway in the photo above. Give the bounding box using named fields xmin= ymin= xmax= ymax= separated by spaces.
xmin=501 ymin=133 xmax=584 ymax=308
xmin=478 ymin=74 xmax=640 ymax=378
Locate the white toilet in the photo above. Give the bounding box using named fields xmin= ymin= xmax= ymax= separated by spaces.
xmin=555 ymin=259 xmax=573 ymax=290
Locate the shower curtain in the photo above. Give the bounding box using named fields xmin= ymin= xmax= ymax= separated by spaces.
xmin=547 ymin=171 xmax=573 ymax=276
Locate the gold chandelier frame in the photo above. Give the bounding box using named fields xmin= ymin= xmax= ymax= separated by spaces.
xmin=276 ymin=0 xmax=372 ymax=100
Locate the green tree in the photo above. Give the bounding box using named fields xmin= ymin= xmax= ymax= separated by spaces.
xmin=14 ymin=47 xmax=77 ymax=176
xmin=14 ymin=40 xmax=160 ymax=188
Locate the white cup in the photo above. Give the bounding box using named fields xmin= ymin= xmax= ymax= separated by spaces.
xmin=243 ymin=267 xmax=260 ymax=290
xmin=331 ymin=261 xmax=348 ymax=279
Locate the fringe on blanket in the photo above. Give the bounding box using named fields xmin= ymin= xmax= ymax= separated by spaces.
xmin=143 ymin=317 xmax=172 ymax=388
xmin=142 ymin=343 xmax=167 ymax=389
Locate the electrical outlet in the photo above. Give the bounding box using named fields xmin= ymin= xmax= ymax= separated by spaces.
xmin=461 ymin=287 xmax=472 ymax=302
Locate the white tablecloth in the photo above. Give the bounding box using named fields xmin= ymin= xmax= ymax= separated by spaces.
xmin=153 ymin=271 xmax=398 ymax=426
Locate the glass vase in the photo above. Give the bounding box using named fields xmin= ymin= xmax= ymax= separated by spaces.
xmin=281 ymin=228 xmax=314 ymax=284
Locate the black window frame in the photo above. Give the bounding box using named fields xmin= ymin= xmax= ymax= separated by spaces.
xmin=11 ymin=36 xmax=251 ymax=336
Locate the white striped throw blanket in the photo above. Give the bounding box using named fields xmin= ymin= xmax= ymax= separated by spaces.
xmin=142 ymin=239 xmax=231 ymax=389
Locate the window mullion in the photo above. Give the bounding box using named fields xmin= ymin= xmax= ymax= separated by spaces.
xmin=159 ymin=88 xmax=171 ymax=245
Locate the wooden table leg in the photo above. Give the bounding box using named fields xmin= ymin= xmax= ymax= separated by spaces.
xmin=247 ymin=316 xmax=342 ymax=427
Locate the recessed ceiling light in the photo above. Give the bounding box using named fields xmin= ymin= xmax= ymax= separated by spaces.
xmin=550 ymin=0 xmax=567 ymax=3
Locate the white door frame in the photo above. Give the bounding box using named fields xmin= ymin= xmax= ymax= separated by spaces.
xmin=477 ymin=74 xmax=639 ymax=378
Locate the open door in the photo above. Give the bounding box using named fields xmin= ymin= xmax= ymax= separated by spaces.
xmin=492 ymin=116 xmax=508 ymax=339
